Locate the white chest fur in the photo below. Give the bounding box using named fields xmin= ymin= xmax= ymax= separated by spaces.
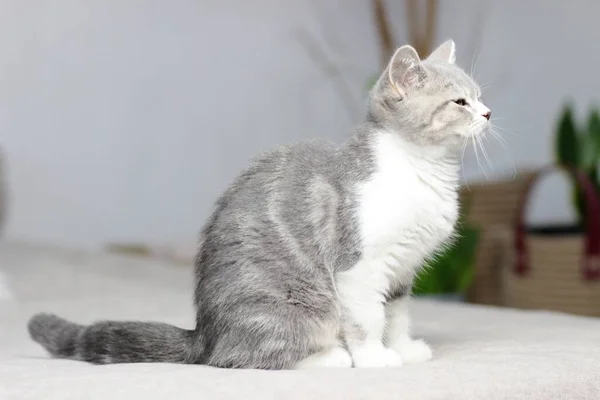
xmin=344 ymin=132 xmax=460 ymax=298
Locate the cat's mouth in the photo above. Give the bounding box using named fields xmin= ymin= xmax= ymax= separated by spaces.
xmin=477 ymin=122 xmax=491 ymax=137
xmin=467 ymin=120 xmax=491 ymax=138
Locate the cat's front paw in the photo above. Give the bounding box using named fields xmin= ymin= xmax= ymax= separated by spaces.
xmin=294 ymin=347 xmax=353 ymax=369
xmin=389 ymin=338 xmax=433 ymax=364
xmin=352 ymin=343 xmax=403 ymax=368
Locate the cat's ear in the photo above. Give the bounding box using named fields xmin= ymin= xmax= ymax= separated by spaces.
xmin=386 ymin=45 xmax=427 ymax=97
xmin=427 ymin=39 xmax=456 ymax=64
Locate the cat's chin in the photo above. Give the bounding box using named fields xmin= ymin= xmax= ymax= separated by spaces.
xmin=436 ymin=135 xmax=469 ymax=151
xmin=455 ymin=129 xmax=489 ymax=145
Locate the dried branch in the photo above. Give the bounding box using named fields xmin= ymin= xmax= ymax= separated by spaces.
xmin=294 ymin=27 xmax=361 ymax=120
xmin=406 ymin=0 xmax=420 ymax=52
xmin=423 ymin=0 xmax=438 ymax=56
xmin=372 ymin=0 xmax=397 ymax=68
xmin=405 ymin=0 xmax=438 ymax=57
xmin=308 ymin=0 xmax=350 ymax=62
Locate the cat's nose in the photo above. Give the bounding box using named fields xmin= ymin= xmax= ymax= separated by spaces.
xmin=482 ymin=111 xmax=491 ymax=121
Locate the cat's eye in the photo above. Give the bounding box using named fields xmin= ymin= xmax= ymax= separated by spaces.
xmin=453 ymin=99 xmax=468 ymax=106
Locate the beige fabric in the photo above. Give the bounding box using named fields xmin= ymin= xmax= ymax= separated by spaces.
xmin=1 ymin=242 xmax=600 ymax=400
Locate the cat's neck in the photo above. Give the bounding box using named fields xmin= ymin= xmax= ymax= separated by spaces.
xmin=374 ymin=130 xmax=461 ymax=192
xmin=342 ymin=124 xmax=461 ymax=188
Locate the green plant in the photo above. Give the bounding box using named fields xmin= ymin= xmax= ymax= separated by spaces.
xmin=412 ymin=216 xmax=480 ymax=295
xmin=366 ymin=74 xmax=379 ymax=91
xmin=555 ymin=104 xmax=600 ymax=223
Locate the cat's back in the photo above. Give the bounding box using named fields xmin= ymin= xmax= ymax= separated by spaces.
xmin=197 ymin=138 xmax=342 ymax=283
xmin=201 ymin=139 xmax=340 ymax=246
xmin=222 ymin=139 xmax=338 ymax=206
xmin=253 ymin=139 xmax=338 ymax=179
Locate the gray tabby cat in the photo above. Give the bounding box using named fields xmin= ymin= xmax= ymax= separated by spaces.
xmin=28 ymin=40 xmax=491 ymax=369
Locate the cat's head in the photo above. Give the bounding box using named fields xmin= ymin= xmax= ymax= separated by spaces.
xmin=368 ymin=40 xmax=490 ymax=149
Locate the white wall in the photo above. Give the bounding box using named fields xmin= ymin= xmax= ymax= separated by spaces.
xmin=1 ymin=0 xmax=599 ymax=248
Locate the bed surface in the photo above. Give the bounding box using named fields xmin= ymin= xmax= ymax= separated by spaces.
xmin=1 ymin=242 xmax=599 ymax=400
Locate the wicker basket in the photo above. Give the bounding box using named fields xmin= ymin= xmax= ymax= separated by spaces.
xmin=461 ymin=172 xmax=535 ymax=305
xmin=503 ymin=166 xmax=600 ymax=317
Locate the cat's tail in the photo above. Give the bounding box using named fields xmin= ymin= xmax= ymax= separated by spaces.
xmin=27 ymin=313 xmax=199 ymax=364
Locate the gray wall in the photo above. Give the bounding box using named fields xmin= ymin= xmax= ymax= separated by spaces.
xmin=1 ymin=0 xmax=599 ymax=248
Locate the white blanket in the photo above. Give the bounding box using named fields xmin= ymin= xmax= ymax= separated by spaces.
xmin=1 ymin=242 xmax=599 ymax=400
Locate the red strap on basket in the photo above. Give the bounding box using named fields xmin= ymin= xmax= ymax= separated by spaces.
xmin=514 ymin=165 xmax=600 ymax=280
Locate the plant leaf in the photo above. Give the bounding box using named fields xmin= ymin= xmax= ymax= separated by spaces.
xmin=555 ymin=105 xmax=580 ymax=167
xmin=586 ymin=109 xmax=600 ymax=169
xmin=414 ymin=252 xmax=446 ymax=295
xmin=413 ymin=218 xmax=480 ymax=295
xmin=454 ymin=228 xmax=479 ymax=292
xmin=366 ymin=74 xmax=379 ymax=90
xmin=580 ymin=136 xmax=596 ymax=170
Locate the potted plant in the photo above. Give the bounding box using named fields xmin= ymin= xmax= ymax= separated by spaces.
xmin=555 ymin=104 xmax=600 ymax=223
xmin=500 ymin=105 xmax=600 ymax=317
xmin=412 ymin=213 xmax=480 ymax=301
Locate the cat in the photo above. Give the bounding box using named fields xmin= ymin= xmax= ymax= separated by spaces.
xmin=28 ymin=40 xmax=491 ymax=369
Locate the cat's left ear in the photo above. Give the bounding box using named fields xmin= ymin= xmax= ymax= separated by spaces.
xmin=427 ymin=39 xmax=456 ymax=64
xmin=386 ymin=45 xmax=427 ymax=97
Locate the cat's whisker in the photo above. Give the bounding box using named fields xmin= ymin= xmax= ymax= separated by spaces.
xmin=469 ymin=52 xmax=476 ymax=79
xmin=488 ymin=121 xmax=522 ymax=138
xmin=490 ymin=126 xmax=520 ymax=137
xmin=490 ymin=134 xmax=509 ymax=152
xmin=461 ymin=137 xmax=469 ymax=166
xmin=472 ymin=50 xmax=483 ymax=80
xmin=489 ymin=110 xmax=527 ymax=121
xmin=488 ymin=129 xmax=517 ymax=179
xmin=469 ymin=46 xmax=482 ymax=80
xmin=479 ymin=83 xmax=492 ymax=93
xmin=461 ymin=137 xmax=471 ymax=191
xmin=471 ymin=135 xmax=489 ymax=179
xmin=489 ymin=116 xmax=513 ymax=122
xmin=489 ymin=121 xmax=509 ymax=130
xmin=489 ymin=128 xmax=509 ymax=148
xmin=477 ymin=135 xmax=492 ymax=168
